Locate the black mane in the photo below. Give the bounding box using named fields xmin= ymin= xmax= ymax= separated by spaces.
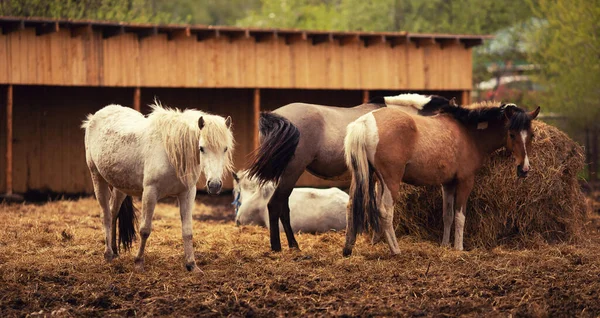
xmin=440 ymin=103 xmax=531 ymax=129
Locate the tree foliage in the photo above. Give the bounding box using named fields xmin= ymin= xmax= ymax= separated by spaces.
xmin=527 ymin=0 xmax=600 ymax=127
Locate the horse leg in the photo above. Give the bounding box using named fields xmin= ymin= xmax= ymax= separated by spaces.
xmin=178 ymin=188 xmax=200 ymax=272
xmin=371 ymin=182 xmax=384 ymax=245
xmin=134 ymin=186 xmax=158 ymax=271
xmin=343 ymin=180 xmax=357 ymax=256
xmin=109 ymin=188 xmax=127 ymax=256
xmin=267 ymin=186 xmax=296 ymax=251
xmin=380 ymin=183 xmax=400 ymax=255
xmin=441 ymin=183 xmax=457 ymax=247
xmin=90 ymin=172 xmax=114 ymax=263
xmin=453 ymin=177 xmax=474 ymax=251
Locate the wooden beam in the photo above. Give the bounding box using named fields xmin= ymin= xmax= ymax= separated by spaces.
xmin=102 ymin=26 xmax=125 ymax=39
xmin=225 ymin=29 xmax=250 ymax=42
xmin=35 ymin=22 xmax=59 ymax=36
xmin=133 ymin=87 xmax=141 ymax=112
xmin=254 ymin=31 xmax=278 ymax=43
xmin=336 ymin=34 xmax=359 ymax=46
xmin=71 ymin=24 xmax=92 ymax=38
xmin=137 ymin=26 xmax=158 ymax=40
xmin=253 ymin=89 xmax=261 ymax=150
xmin=388 ymin=36 xmax=407 ymax=48
xmin=461 ymin=90 xmax=471 ymax=105
xmin=284 ymin=32 xmax=307 ymax=45
xmin=461 ymin=38 xmax=483 ymax=49
xmin=361 ymin=35 xmax=386 ymax=48
xmin=438 ymin=38 xmax=460 ymax=49
xmin=362 ymin=90 xmax=370 ymax=104
xmin=411 ymin=37 xmax=436 ymax=49
xmin=311 ymin=33 xmax=333 ymax=45
xmin=197 ymin=30 xmax=220 ymax=41
xmin=6 ymin=85 xmax=13 ymax=195
xmin=167 ymin=27 xmax=190 ymax=41
xmin=1 ymin=20 xmax=24 ymax=35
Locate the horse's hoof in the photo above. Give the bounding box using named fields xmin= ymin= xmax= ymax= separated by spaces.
xmin=186 ymin=263 xmax=204 ymax=274
xmin=342 ymin=247 xmax=353 ymax=257
xmin=271 ymin=245 xmax=282 ymax=253
xmin=104 ymin=251 xmax=115 ymax=263
xmin=134 ymin=259 xmax=145 ymax=272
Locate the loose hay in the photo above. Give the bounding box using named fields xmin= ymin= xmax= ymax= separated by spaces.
xmin=394 ymin=121 xmax=588 ymax=248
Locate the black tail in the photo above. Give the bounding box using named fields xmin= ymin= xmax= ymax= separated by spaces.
xmin=118 ymin=196 xmax=137 ymax=251
xmin=350 ymin=157 xmax=380 ymax=234
xmin=248 ymin=112 xmax=300 ymax=185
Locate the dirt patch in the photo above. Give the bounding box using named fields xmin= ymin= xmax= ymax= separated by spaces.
xmin=1 ymin=196 xmax=599 ymax=316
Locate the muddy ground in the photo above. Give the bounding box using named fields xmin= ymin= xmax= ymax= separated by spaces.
xmin=1 ymin=195 xmax=599 ymax=317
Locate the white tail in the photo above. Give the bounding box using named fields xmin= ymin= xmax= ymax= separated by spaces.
xmin=384 ymin=93 xmax=432 ymax=109
xmin=344 ymin=114 xmax=380 ymax=234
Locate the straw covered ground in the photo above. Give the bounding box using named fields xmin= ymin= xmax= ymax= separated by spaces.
xmin=1 ymin=195 xmax=600 ymax=317
xmin=394 ymin=121 xmax=588 ymax=248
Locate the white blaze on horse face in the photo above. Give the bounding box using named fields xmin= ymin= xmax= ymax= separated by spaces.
xmin=521 ymin=130 xmax=530 ymax=172
xmin=199 ymin=141 xmax=228 ymax=193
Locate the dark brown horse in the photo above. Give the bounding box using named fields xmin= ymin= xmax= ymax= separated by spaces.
xmin=343 ymin=101 xmax=540 ymax=256
xmin=247 ymin=94 xmax=453 ymax=251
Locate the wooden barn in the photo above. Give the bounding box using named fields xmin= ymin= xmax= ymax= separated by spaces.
xmin=0 ymin=17 xmax=491 ymax=195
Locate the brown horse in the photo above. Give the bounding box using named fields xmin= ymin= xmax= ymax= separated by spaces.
xmin=342 ymin=101 xmax=540 ymax=256
xmin=247 ymin=94 xmax=454 ymax=251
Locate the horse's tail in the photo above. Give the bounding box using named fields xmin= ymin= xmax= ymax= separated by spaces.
xmin=118 ymin=196 xmax=138 ymax=251
xmin=247 ymin=112 xmax=300 ymax=185
xmin=344 ymin=115 xmax=380 ymax=234
xmin=80 ymin=113 xmax=94 ymax=129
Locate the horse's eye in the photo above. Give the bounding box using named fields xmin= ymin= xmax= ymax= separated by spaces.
xmin=224 ymin=147 xmax=228 ymax=153
xmin=531 ymin=133 xmax=535 ymax=139
xmin=199 ymin=146 xmax=205 ymax=153
xmin=509 ymin=133 xmax=515 ymax=139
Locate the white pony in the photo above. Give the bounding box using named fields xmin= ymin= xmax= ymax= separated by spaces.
xmin=232 ymin=170 xmax=348 ymax=233
xmin=82 ymin=102 xmax=234 ymax=272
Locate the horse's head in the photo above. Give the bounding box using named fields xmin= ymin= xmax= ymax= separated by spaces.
xmin=198 ymin=115 xmax=234 ymax=194
xmin=502 ymin=104 xmax=541 ymax=178
xmin=232 ymin=170 xmax=275 ymax=226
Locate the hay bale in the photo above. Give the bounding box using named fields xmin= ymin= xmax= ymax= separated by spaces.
xmin=393 ymin=121 xmax=587 ymax=248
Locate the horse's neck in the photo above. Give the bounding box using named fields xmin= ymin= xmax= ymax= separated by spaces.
xmin=471 ymin=122 xmax=507 ymax=155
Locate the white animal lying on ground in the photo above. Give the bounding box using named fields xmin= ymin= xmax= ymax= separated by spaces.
xmin=232 ymin=170 xmax=348 ymax=233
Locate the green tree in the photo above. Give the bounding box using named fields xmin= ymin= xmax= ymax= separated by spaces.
xmin=527 ymin=0 xmax=600 ymax=126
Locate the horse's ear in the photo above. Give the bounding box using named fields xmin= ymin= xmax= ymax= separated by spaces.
xmin=198 ymin=116 xmax=205 ymax=130
xmin=529 ymin=106 xmax=541 ymax=120
xmin=225 ymin=116 xmax=232 ymax=128
xmin=502 ymin=104 xmax=516 ymax=119
xmin=232 ymin=171 xmax=239 ymax=182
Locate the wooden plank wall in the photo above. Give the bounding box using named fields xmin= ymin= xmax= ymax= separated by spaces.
xmin=0 ymin=86 xmax=6 ymax=193
xmin=11 ymin=86 xmax=132 ymax=193
xmin=0 ymin=28 xmax=473 ymax=91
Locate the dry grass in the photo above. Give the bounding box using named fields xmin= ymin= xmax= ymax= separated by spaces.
xmin=1 ymin=196 xmax=600 ymax=317
xmin=394 ymin=121 xmax=588 ymax=248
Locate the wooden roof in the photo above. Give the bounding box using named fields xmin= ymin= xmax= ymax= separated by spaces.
xmin=0 ymin=16 xmax=492 ymax=48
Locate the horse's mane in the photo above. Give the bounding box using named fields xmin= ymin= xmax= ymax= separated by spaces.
xmin=148 ymin=101 xmax=234 ymax=184
xmin=440 ymin=101 xmax=531 ymax=129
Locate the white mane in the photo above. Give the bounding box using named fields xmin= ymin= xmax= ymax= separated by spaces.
xmin=147 ymin=101 xmax=234 ymax=184
xmin=384 ymin=93 xmax=432 ymax=109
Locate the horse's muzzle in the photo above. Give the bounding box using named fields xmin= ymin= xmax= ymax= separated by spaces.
xmin=207 ymin=180 xmax=222 ymax=194
xmin=516 ymin=165 xmax=528 ymax=178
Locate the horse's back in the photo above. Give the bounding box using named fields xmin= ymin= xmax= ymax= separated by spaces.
xmin=84 ymin=105 xmax=150 ymax=195
xmin=289 ymin=187 xmax=348 ymax=232
xmin=274 ymin=102 xmax=382 ymax=179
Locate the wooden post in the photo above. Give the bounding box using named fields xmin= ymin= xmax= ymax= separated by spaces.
xmin=253 ymin=89 xmax=261 ymax=149
xmin=6 ymin=85 xmax=13 ymax=195
xmin=461 ymin=90 xmax=471 ymax=105
xmin=133 ymin=87 xmax=141 ymax=112
xmin=362 ymin=90 xmax=370 ymax=104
